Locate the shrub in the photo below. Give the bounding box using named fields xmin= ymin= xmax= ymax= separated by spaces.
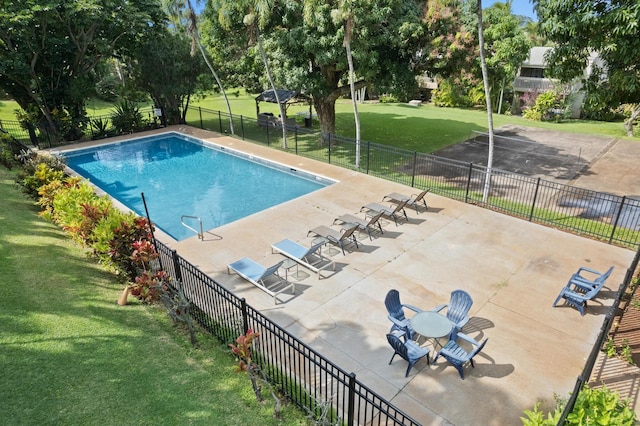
xmin=20 ymin=162 xmax=65 ymax=198
xmin=522 ymin=90 xmax=568 ymax=122
xmin=432 ymin=79 xmax=471 ymax=108
xmin=379 ymin=94 xmax=398 ymax=103
xmin=111 ymin=99 xmax=143 ymax=134
xmin=90 ymin=117 xmax=114 ymax=139
xmin=521 ymin=385 xmax=636 ymax=425
xmin=0 ymin=133 xmax=16 ymax=169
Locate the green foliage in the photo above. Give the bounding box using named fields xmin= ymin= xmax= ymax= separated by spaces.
xmin=0 ymin=133 xmax=16 ymax=169
xmin=111 ymin=99 xmax=143 ymax=134
xmin=522 ymin=91 xmax=568 ymax=122
xmin=378 ymin=94 xmax=399 ymax=103
xmin=90 ymin=117 xmax=114 ymax=139
xmin=521 ymin=385 xmax=636 ymax=425
xmin=432 ymin=79 xmax=471 ymax=108
xmin=19 ymin=161 xmax=65 ymax=199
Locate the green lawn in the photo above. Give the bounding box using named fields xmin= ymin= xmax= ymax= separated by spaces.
xmin=190 ymin=90 xmax=636 ymax=153
xmin=0 ymin=166 xmax=306 ymax=425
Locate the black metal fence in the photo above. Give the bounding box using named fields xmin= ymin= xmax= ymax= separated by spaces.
xmin=154 ymin=241 xmax=420 ymax=426
xmin=558 ymin=246 xmax=640 ymax=424
xmin=0 ymin=107 xmax=161 ymax=149
xmin=185 ymin=106 xmax=640 ymax=250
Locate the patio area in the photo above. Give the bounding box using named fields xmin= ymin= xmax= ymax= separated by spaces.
xmin=153 ymin=126 xmax=635 ymax=425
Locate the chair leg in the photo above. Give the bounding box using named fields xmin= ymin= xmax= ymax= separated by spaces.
xmin=406 ymin=360 xmax=417 ymax=377
xmin=389 ymin=352 xmax=397 ymax=365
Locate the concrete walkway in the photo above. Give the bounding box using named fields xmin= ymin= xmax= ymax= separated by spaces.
xmin=145 ymin=127 xmax=636 ymax=425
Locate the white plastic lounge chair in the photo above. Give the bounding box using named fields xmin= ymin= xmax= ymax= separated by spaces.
xmin=332 ymin=210 xmax=384 ymax=240
xmin=382 ymin=189 xmax=430 ymax=213
xmin=307 ymin=224 xmax=359 ymax=255
xmin=227 ymin=257 xmax=294 ymax=304
xmin=271 ymin=239 xmax=335 ymax=279
xmin=360 ymin=198 xmax=409 ymax=226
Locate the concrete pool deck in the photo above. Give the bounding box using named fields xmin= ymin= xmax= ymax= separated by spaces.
xmin=60 ymin=126 xmax=637 ymax=424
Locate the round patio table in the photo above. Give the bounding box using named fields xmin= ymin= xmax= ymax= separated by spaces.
xmin=410 ymin=311 xmax=453 ymax=348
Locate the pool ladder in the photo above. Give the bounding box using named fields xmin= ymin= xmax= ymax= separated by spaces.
xmin=181 ymin=215 xmax=204 ymax=240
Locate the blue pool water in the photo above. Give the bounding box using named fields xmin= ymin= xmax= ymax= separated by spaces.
xmin=63 ymin=133 xmax=332 ymax=240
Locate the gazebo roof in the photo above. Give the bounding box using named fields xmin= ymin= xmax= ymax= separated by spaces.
xmin=255 ymin=89 xmax=309 ymax=105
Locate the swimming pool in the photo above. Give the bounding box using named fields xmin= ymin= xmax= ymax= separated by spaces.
xmin=62 ymin=132 xmax=333 ymax=241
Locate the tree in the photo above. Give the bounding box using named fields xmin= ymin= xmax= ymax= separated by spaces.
xmin=482 ymin=1 xmax=531 ymax=113
xmin=214 ymin=0 xmax=289 ymax=148
xmin=161 ymin=0 xmax=236 ymax=134
xmin=535 ymin=0 xmax=640 ymax=136
xmin=205 ymin=0 xmax=424 ymax=139
xmin=129 ymin=31 xmax=207 ymax=125
xmin=0 ymin=0 xmax=166 ymax=141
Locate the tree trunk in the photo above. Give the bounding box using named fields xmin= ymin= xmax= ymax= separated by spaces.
xmin=256 ymin=30 xmax=287 ymax=149
xmin=478 ymin=0 xmax=495 ymax=204
xmin=314 ymin=96 xmax=337 ymax=144
xmin=624 ymin=104 xmax=640 ymax=137
xmin=345 ymin=14 xmax=361 ymax=168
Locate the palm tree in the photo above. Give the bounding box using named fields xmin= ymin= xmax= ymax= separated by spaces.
xmin=162 ymin=0 xmax=235 ymax=134
xmin=332 ymin=4 xmax=361 ymax=167
xmin=477 ymin=0 xmax=494 ymax=203
xmin=218 ymin=0 xmax=288 ymax=149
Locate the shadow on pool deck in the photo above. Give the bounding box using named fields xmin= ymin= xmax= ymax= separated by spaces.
xmin=60 ymin=126 xmax=638 ymax=425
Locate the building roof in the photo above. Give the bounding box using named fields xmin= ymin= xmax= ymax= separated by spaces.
xmin=522 ymin=46 xmax=552 ymax=68
xmin=255 ymin=89 xmax=309 ymax=105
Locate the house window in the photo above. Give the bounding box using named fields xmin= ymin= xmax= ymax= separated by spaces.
xmin=520 ymin=67 xmax=545 ymax=78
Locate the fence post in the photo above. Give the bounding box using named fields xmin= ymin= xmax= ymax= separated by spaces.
xmin=171 ymin=249 xmax=183 ymax=284
xmin=294 ymin=127 xmax=298 ymax=155
xmin=240 ymin=116 xmax=245 ymax=140
xmin=465 ymin=163 xmax=474 ymax=203
xmin=328 ymin=134 xmax=332 ymax=164
xmin=218 ymin=111 xmax=222 ymax=133
xmin=241 ymin=298 xmax=249 ymax=334
xmin=609 ymin=196 xmax=627 ymax=244
xmin=366 ymin=141 xmax=370 ymax=174
xmin=347 ymin=372 xmax=356 ymax=426
xmin=266 ymin=124 xmax=270 ymax=146
xmin=199 ymin=107 xmax=203 ymax=129
xmin=529 ymin=178 xmax=541 ymax=222
xmin=411 ymin=151 xmax=417 ymax=188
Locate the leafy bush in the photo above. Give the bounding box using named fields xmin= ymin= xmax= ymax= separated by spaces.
xmin=521 ymin=385 xmax=636 ymax=425
xmin=432 ymin=79 xmax=471 ymax=108
xmin=522 ymin=90 xmax=568 ymax=122
xmin=90 ymin=117 xmax=114 ymax=139
xmin=19 ymin=162 xmax=65 ymax=198
xmin=111 ymin=99 xmax=143 ymax=134
xmin=0 ymin=133 xmax=16 ymax=169
xmin=379 ymin=94 xmax=399 ymax=103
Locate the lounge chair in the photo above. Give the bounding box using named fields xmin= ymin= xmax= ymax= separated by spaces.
xmin=332 ymin=210 xmax=384 ymax=240
xmin=271 ymin=239 xmax=335 ymax=279
xmin=227 ymin=257 xmax=294 ymax=304
xmin=307 ymin=224 xmax=359 ymax=255
xmin=434 ymin=332 xmax=488 ymax=379
xmin=382 ymin=189 xmax=430 ymax=214
xmin=360 ymin=198 xmax=409 ymax=226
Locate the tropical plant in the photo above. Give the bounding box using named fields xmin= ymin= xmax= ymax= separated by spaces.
xmin=521 ymin=385 xmax=636 ymax=425
xmin=522 ymin=90 xmax=567 ymax=122
xmin=90 ymin=117 xmax=113 ymax=139
xmin=111 ymin=99 xmax=143 ymax=134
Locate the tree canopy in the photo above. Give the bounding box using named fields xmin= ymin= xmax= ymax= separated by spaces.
xmin=204 ymin=0 xmax=426 ymax=136
xmin=535 ymin=0 xmax=640 ymax=135
xmin=0 ymin=0 xmax=166 ymax=140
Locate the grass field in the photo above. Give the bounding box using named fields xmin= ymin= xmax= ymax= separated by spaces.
xmin=0 ymin=166 xmax=306 ymax=425
xmin=2 ymin=90 xmax=635 ymax=154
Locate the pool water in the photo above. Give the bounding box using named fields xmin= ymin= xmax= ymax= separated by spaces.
xmin=63 ymin=133 xmax=332 ymax=240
